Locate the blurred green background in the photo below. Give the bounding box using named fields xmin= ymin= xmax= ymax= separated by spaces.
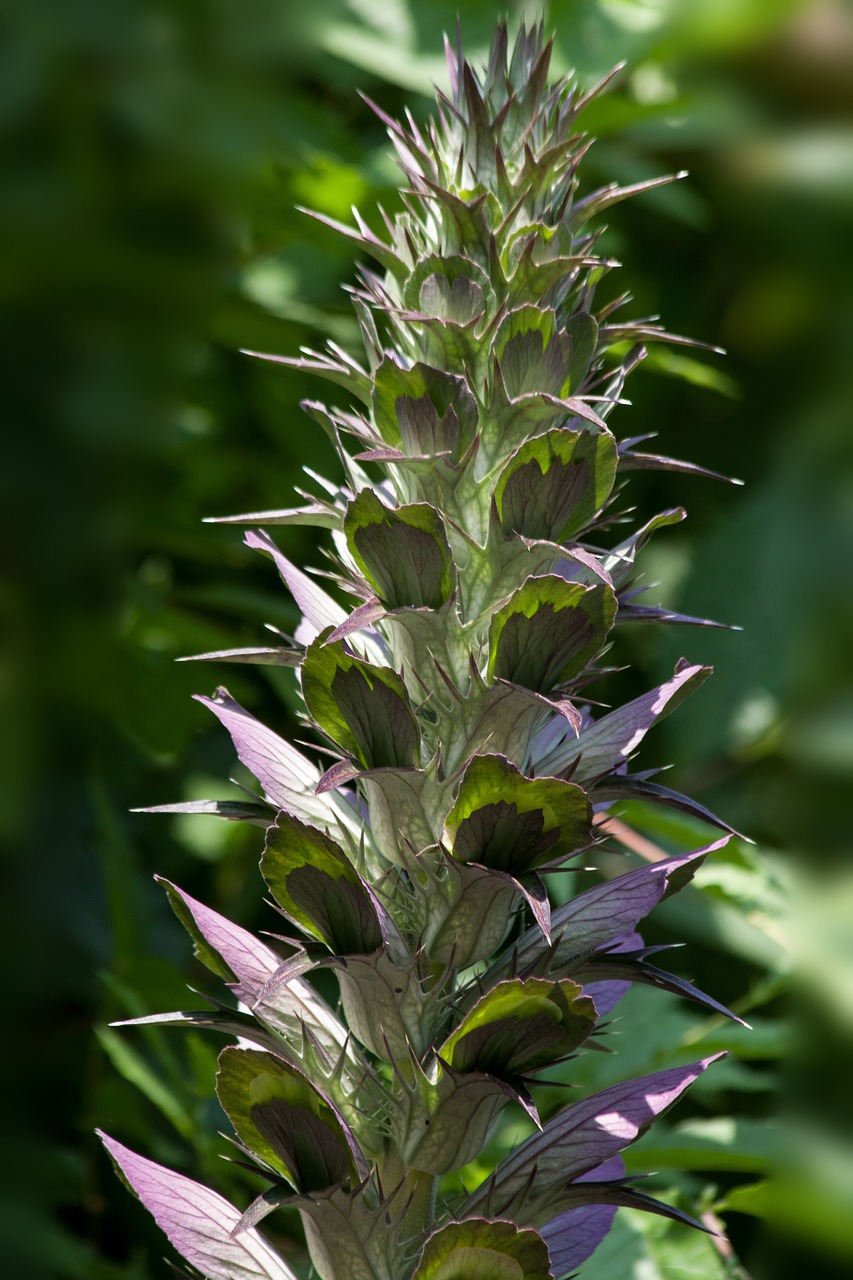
xmin=3 ymin=1 xmax=852 ymax=1277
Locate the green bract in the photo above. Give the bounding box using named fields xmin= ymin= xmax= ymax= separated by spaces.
xmin=102 ymin=22 xmax=741 ymax=1280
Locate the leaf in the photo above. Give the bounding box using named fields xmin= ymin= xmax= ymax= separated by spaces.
xmin=344 ymin=489 xmax=455 ymax=609
xmin=572 ymin=954 xmax=745 ymax=1025
xmin=488 ymin=575 xmax=616 ymax=693
xmin=336 ymin=949 xmax=424 ymax=1059
xmin=404 ymin=253 xmax=494 ymax=323
xmin=413 ymin=1219 xmax=553 ymax=1280
xmin=400 ymin=1069 xmax=515 ymax=1176
xmin=262 ymin=811 xmax=383 ymax=954
xmin=177 ymin=646 xmax=301 ymax=666
xmin=425 ymin=861 xmax=518 ymax=969
xmin=195 ymin=687 xmax=335 ymax=828
xmin=495 ymin=427 xmax=618 ymax=542
xmin=216 ymin=1047 xmax=364 ymax=1192
xmin=302 ymin=634 xmax=420 ymax=770
xmin=461 ymin=1055 xmax=726 ymax=1219
xmin=444 ymin=753 xmax=593 ymax=875
xmin=98 ymin=1132 xmax=298 ymax=1280
xmin=440 ymin=978 xmax=596 ymax=1077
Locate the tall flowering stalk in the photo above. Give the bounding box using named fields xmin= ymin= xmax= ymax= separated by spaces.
xmin=100 ymin=23 xmax=741 ymax=1280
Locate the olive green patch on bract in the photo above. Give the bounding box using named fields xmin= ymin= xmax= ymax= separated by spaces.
xmin=444 ymin=753 xmax=592 ymax=874
xmin=216 ymin=1047 xmax=355 ymax=1193
xmin=488 ymin=575 xmax=616 ymax=692
xmin=302 ymin=633 xmax=420 ymax=769
xmin=495 ymin=427 xmax=617 ymax=542
xmin=344 ymin=489 xmax=455 ymax=609
xmin=440 ymin=977 xmax=596 ymax=1077
xmin=262 ymin=812 xmax=382 ymax=954
xmin=372 ymin=357 xmax=478 ymax=457
xmin=413 ymin=1219 xmax=553 ymax=1280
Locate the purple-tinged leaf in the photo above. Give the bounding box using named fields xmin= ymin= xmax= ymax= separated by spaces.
xmin=326 ymin=598 xmax=387 ymax=644
xmin=98 ymin=1132 xmax=298 ymax=1280
xmin=541 ymin=1173 xmax=710 ymax=1275
xmin=295 ymin=207 xmax=407 ymax=283
xmin=241 ymin=343 xmax=373 ymax=404
xmin=617 ymin=599 xmax=730 ymax=629
xmin=203 ymin=503 xmax=342 ymax=528
xmin=572 ymin=172 xmax=688 ymax=225
xmin=574 ymin=954 xmax=748 ymax=1025
xmin=134 ymin=798 xmax=271 ymax=825
xmin=540 ymin=1156 xmax=625 ymax=1275
xmin=601 ymin=508 xmax=686 ymax=588
xmin=244 ymin=529 xmax=346 ymax=643
xmin=153 ymin=880 xmax=356 ymax=1065
xmin=580 ymin=932 xmax=642 ymax=1018
xmin=112 ymin=1008 xmax=283 ymax=1056
xmin=195 ymin=687 xmax=334 ymax=828
xmin=617 ymin=446 xmax=742 ymax=485
xmin=176 ymin=646 xmax=301 ymax=666
xmin=592 ymin=775 xmax=745 ymax=839
xmin=461 ymin=1055 xmax=726 ymax=1219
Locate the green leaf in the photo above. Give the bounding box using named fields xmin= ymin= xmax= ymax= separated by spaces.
xmin=344 ymin=489 xmax=455 ymax=609
xmin=302 ymin=634 xmax=420 ymax=769
xmin=413 ymin=1219 xmax=553 ymax=1280
xmin=445 ymin=753 xmax=593 ymax=874
xmin=216 ymin=1047 xmax=360 ymax=1193
xmin=440 ymin=978 xmax=596 ymax=1077
xmin=495 ymin=427 xmax=618 ymax=542
xmin=488 ymin=576 xmax=616 ymax=692
xmin=262 ymin=812 xmax=383 ymax=954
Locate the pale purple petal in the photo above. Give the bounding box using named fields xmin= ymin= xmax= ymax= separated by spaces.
xmin=582 ymin=932 xmax=641 ymax=1017
xmin=98 ymin=1132 xmax=297 ymax=1279
xmin=195 ymin=687 xmax=333 ymax=826
xmin=539 ymin=660 xmax=711 ymax=782
xmin=462 ymin=1054 xmax=725 ymax=1217
xmin=244 ymin=529 xmax=346 ymax=642
xmin=502 ymin=841 xmax=727 ymax=981
xmin=158 ymin=880 xmax=280 ymax=1002
xmin=540 ymin=1156 xmax=625 ymax=1275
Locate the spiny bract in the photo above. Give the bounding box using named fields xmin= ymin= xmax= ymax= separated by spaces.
xmin=100 ymin=22 xmax=741 ymax=1280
